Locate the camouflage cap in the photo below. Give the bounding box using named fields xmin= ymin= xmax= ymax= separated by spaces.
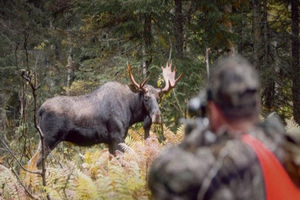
xmin=208 ymin=55 xmax=260 ymax=119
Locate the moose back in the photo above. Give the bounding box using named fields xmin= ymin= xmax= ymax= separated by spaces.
xmin=31 ymin=62 xmax=182 ymax=167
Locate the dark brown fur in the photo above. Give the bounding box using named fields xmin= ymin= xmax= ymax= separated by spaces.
xmin=35 ymin=81 xmax=162 ymax=167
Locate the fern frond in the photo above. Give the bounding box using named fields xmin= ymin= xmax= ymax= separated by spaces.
xmin=15 ymin=123 xmax=178 ymax=199
xmin=0 ymin=164 xmax=28 ymax=200
xmin=128 ymin=127 xmax=145 ymax=142
xmin=162 ymin=124 xmax=184 ymax=145
xmin=286 ymin=118 xmax=300 ymax=129
xmin=44 ymin=162 xmax=79 ymax=199
xmin=144 ymin=135 xmax=162 ymax=163
xmin=125 ymin=135 xmax=139 ymax=149
xmin=119 ymin=143 xmax=138 ymax=158
xmin=73 ymin=170 xmax=98 ymax=200
xmin=176 ymin=124 xmax=185 ymax=135
xmin=95 ymin=173 xmax=113 ymax=198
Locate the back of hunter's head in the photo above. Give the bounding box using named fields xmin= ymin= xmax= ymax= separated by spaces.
xmin=208 ymin=54 xmax=260 ymax=120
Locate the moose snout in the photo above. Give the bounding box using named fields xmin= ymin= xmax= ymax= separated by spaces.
xmin=151 ymin=110 xmax=162 ymax=124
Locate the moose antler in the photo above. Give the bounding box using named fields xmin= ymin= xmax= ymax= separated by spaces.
xmin=127 ymin=62 xmax=149 ymax=92
xmin=160 ymin=61 xmax=183 ymax=94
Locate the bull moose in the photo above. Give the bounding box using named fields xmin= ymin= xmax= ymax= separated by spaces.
xmin=28 ymin=62 xmax=182 ymax=168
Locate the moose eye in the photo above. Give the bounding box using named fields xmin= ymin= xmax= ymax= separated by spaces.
xmin=144 ymin=96 xmax=150 ymax=102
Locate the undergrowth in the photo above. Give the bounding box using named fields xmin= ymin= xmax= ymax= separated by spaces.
xmin=1 ymin=119 xmax=299 ymax=200
xmin=0 ymin=124 xmax=184 ymax=200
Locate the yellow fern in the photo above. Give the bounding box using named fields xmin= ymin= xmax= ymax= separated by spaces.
xmin=16 ymin=123 xmax=180 ymax=199
xmin=286 ymin=118 xmax=300 ymax=129
xmin=74 ymin=170 xmax=98 ymax=200
xmin=0 ymin=164 xmax=28 ymax=200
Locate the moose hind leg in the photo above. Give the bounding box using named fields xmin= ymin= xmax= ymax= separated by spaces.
xmin=36 ymin=136 xmax=61 ymax=168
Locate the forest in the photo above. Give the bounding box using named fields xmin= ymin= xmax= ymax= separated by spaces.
xmin=0 ymin=0 xmax=299 ymax=199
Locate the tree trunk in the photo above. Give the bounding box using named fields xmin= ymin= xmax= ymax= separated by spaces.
xmin=174 ymin=0 xmax=184 ymax=58
xmin=252 ymin=0 xmax=262 ymax=69
xmin=205 ymin=48 xmax=210 ymax=81
xmin=66 ymin=55 xmax=73 ymax=96
xmin=24 ymin=32 xmax=29 ymax=70
xmin=291 ymin=0 xmax=300 ymax=124
xmin=252 ymin=0 xmax=275 ymax=113
xmin=262 ymin=0 xmax=275 ymax=113
xmin=142 ymin=13 xmax=152 ymax=78
xmin=223 ymin=3 xmax=235 ymax=54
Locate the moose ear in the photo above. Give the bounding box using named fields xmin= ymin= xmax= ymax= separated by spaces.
xmin=129 ymin=84 xmax=141 ymax=93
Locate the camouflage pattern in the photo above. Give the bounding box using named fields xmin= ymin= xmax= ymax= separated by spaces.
xmin=208 ymin=55 xmax=260 ymax=119
xmin=148 ymin=114 xmax=288 ymax=200
xmin=284 ymin=123 xmax=300 ymax=187
xmin=148 ymin=55 xmax=300 ymax=199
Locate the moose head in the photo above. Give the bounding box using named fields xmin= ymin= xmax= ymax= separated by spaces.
xmin=127 ymin=62 xmax=182 ymax=129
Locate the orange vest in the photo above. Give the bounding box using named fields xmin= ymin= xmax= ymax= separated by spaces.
xmin=242 ymin=134 xmax=300 ymax=200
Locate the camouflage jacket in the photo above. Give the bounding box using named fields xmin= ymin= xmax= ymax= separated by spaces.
xmin=148 ymin=115 xmax=298 ymax=200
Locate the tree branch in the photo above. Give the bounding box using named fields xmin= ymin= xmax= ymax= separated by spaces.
xmin=9 ymin=164 xmax=39 ymax=200
xmin=21 ymin=66 xmax=51 ymax=200
xmin=0 ymin=139 xmax=39 ymax=199
xmin=0 ymin=138 xmax=41 ymax=175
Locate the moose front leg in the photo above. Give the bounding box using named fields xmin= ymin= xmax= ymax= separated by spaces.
xmin=143 ymin=116 xmax=152 ymax=139
xmin=108 ymin=136 xmax=124 ymax=155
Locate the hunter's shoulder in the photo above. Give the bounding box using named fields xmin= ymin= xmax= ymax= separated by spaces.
xmin=259 ymin=112 xmax=285 ymax=136
xmin=148 ymin=131 xmax=256 ymax=199
xmin=253 ymin=113 xmax=286 ymax=150
xmin=148 ymin=143 xmax=215 ymax=199
xmin=149 ymin=143 xmax=215 ymax=181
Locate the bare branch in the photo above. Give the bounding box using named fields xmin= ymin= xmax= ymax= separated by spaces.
xmin=21 ymin=66 xmax=51 ymax=200
xmin=0 ymin=138 xmax=41 ymax=175
xmin=9 ymin=165 xmax=39 ymax=200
